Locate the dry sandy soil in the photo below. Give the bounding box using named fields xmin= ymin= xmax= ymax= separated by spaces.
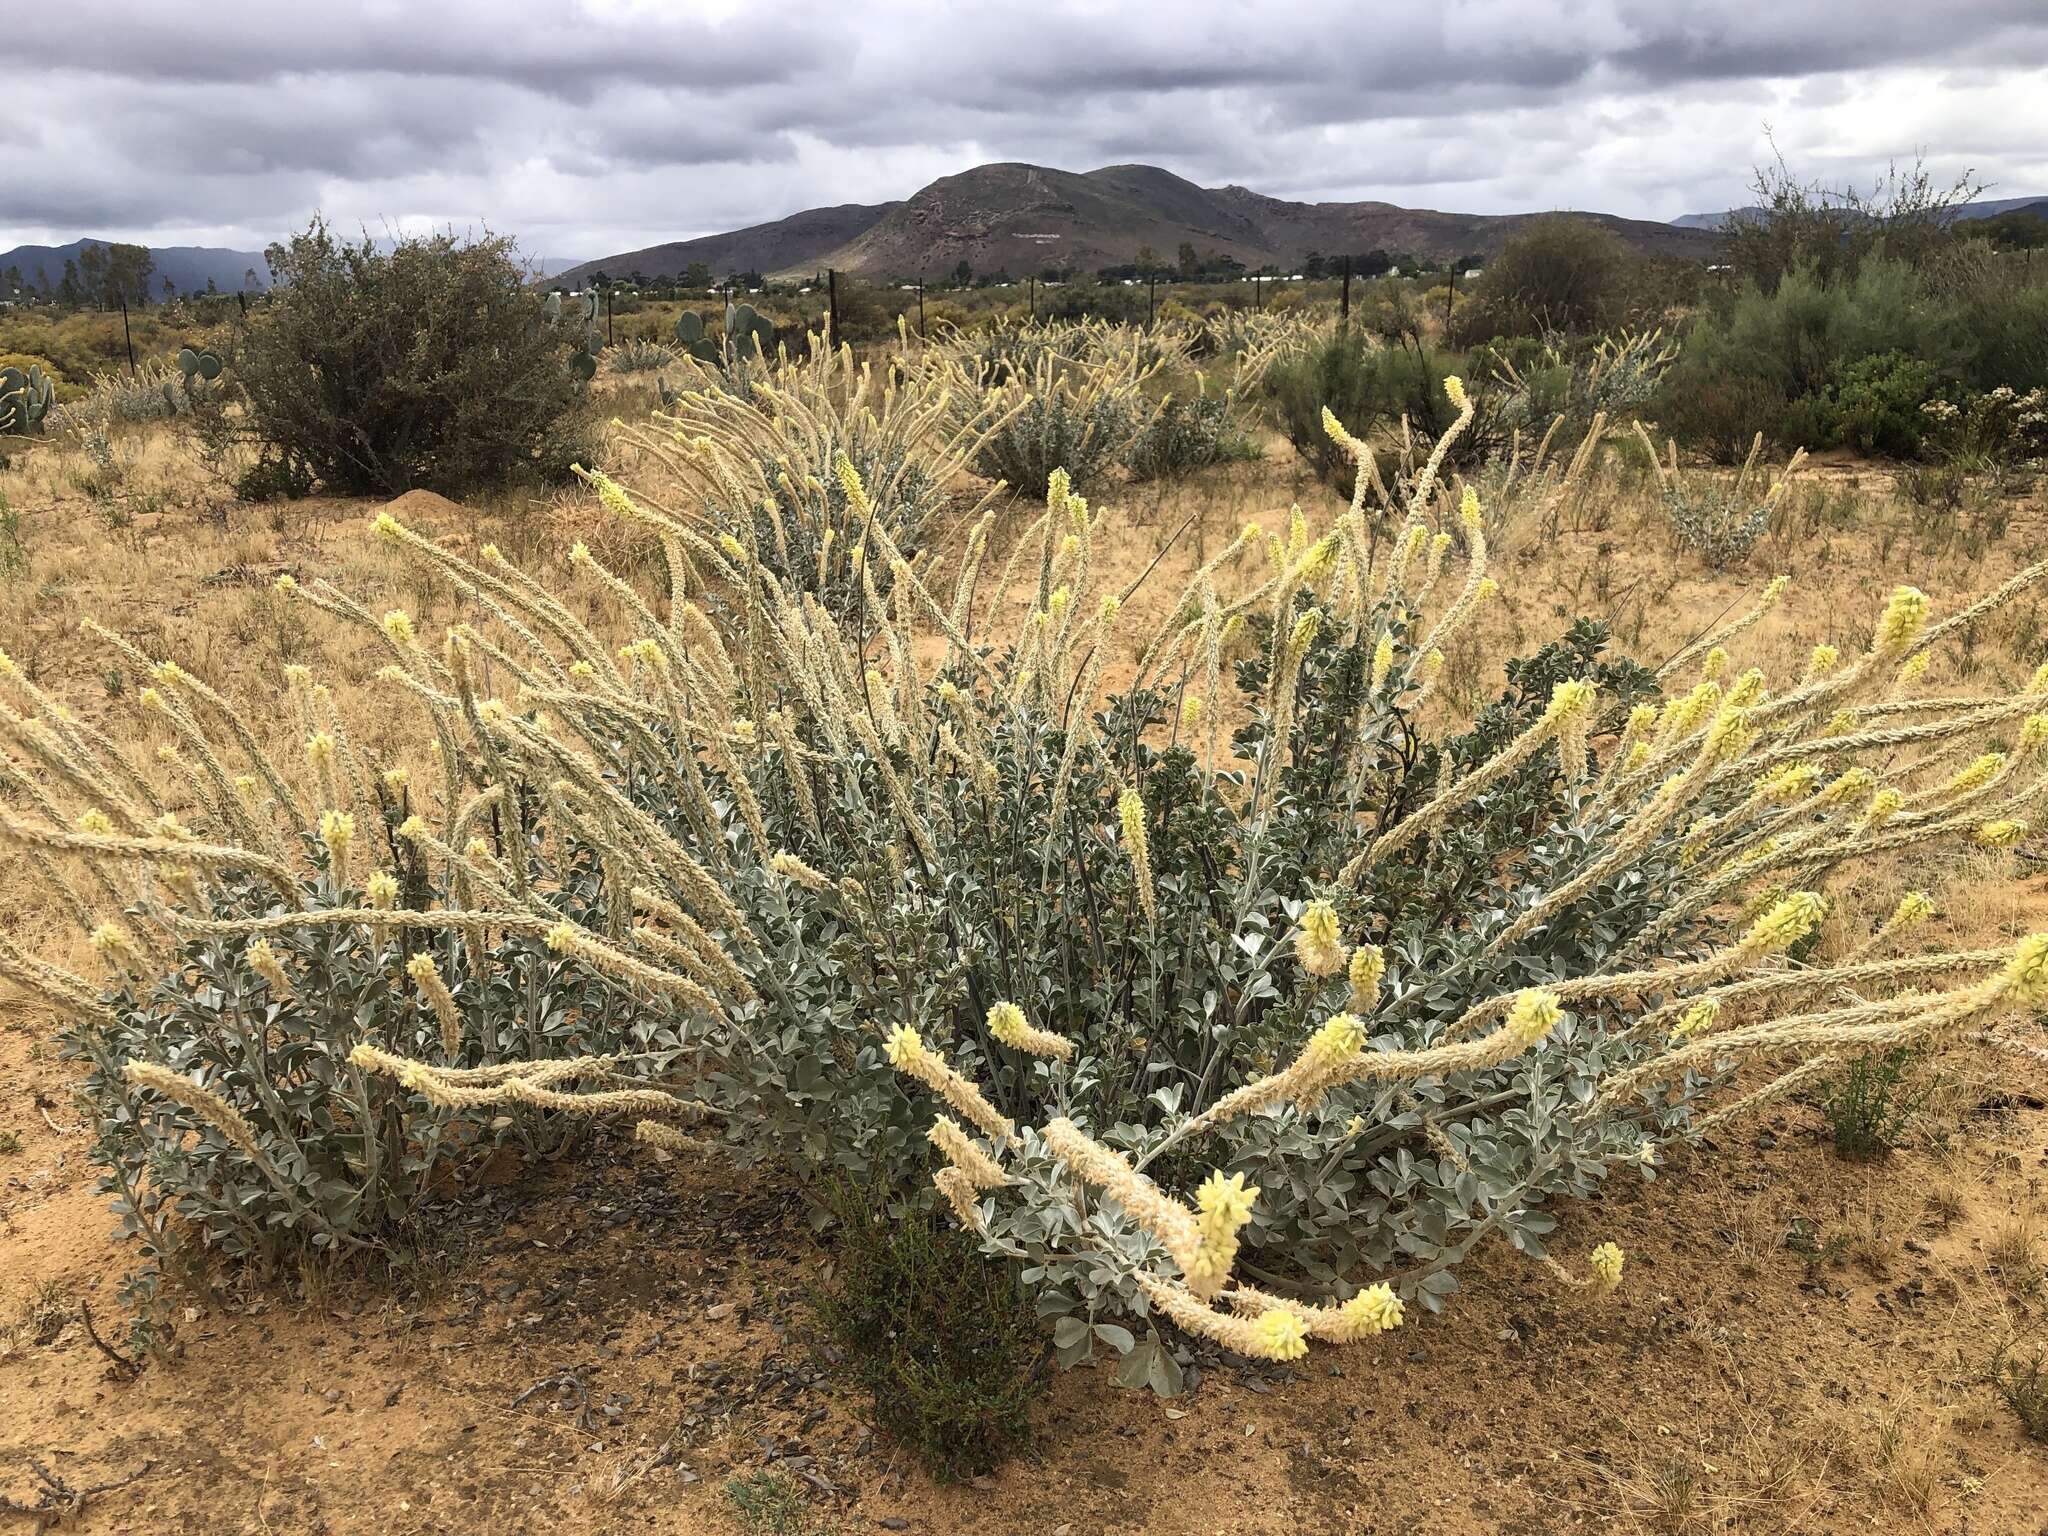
xmin=1 ymin=415 xmax=2045 ymax=1534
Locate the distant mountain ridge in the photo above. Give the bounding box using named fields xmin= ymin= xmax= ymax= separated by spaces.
xmin=554 ymin=161 xmax=1724 ymax=288
xmin=0 ymin=238 xmax=584 ymax=299
xmin=1671 ymin=194 xmax=2048 ymax=231
xmin=0 ymin=239 xmax=273 ymax=296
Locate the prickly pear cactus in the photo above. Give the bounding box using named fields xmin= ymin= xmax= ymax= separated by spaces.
xmin=0 ymin=363 xmax=56 ymax=435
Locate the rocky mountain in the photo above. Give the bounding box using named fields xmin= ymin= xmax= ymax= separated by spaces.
xmin=559 ymin=161 xmax=1725 ymax=286
xmin=551 ymin=201 xmax=899 ymax=289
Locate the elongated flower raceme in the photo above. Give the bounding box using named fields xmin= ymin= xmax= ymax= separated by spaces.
xmin=1294 ymin=898 xmax=1347 ymax=978
xmin=1347 ymin=944 xmax=1385 ymax=1011
xmin=1119 ymin=787 xmax=1155 ymax=926
xmin=884 ymin=1024 xmax=1013 ymax=1140
xmin=407 ymin=951 xmax=463 ymax=1060
xmin=985 ymin=1001 xmax=1076 ymax=1061
xmin=1873 ymin=586 xmax=1930 ymax=654
xmin=928 ymin=1114 xmax=1009 ymax=1189
xmin=1589 ymin=1241 xmax=1626 ymax=1291
xmin=1137 ymin=1273 xmax=1307 ymax=1362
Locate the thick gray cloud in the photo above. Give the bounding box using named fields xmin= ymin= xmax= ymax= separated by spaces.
xmin=4 ymin=1 xmax=2045 ymax=259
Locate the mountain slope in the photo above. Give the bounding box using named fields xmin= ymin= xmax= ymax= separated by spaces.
xmin=0 ymin=239 xmax=272 ymax=295
xmin=563 ymin=161 xmax=1724 ymax=286
xmin=1672 ymin=193 xmax=2048 ymax=231
xmin=551 ymin=201 xmax=899 ymax=289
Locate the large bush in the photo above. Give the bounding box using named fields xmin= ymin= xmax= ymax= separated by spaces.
xmin=233 ymin=220 xmax=586 ymax=496
xmin=1450 ymin=217 xmax=1634 ymax=343
xmin=8 ymin=396 xmax=2047 ymax=1385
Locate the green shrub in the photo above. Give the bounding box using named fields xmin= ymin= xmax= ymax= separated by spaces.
xmin=1991 ymin=1339 xmax=2048 ymax=1442
xmin=1450 ymin=217 xmax=1633 ymax=343
xmin=233 ymin=452 xmax=315 ymax=503
xmin=1267 ymin=331 xmax=1498 ymax=493
xmin=233 ymin=220 xmax=584 ymax=496
xmin=1819 ymin=1047 xmax=1928 ymax=1160
xmin=1122 ymin=391 xmax=1259 ymax=481
xmin=13 ymin=407 xmax=2034 ymax=1385
xmin=811 ymin=1178 xmax=1048 ymax=1480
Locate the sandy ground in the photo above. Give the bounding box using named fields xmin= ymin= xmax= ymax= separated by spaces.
xmin=2 ymin=411 xmax=2046 ymax=1534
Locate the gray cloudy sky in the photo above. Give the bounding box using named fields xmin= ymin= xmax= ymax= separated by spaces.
xmin=4 ymin=1 xmax=2046 ymax=260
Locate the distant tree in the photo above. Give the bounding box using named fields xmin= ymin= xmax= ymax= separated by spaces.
xmin=206 ymin=276 xmax=219 ymax=295
xmin=78 ymin=244 xmax=106 ymax=307
xmin=234 ymin=218 xmax=583 ymax=497
xmin=1353 ymin=249 xmax=1394 ymax=277
xmin=1302 ymin=251 xmax=1327 ymax=280
xmin=163 ymin=276 xmax=176 ymax=301
xmin=58 ymin=259 xmax=81 ymax=306
xmin=1979 ymin=210 xmax=2048 ymax=250
xmin=952 ymin=258 xmax=972 ymax=287
xmin=244 ymin=267 xmax=260 ymax=292
xmin=1451 ymin=217 xmax=1631 ymax=341
xmin=1727 ymin=143 xmax=1983 ymax=292
xmin=1136 ymin=245 xmax=1159 ymax=275
xmin=1176 ymin=241 xmax=1198 ymax=276
xmin=684 ymin=260 xmax=712 ymax=288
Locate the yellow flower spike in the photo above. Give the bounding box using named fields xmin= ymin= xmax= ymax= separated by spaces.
xmin=1238 ymin=520 xmax=1262 ymax=544
xmin=1859 ymin=788 xmax=1903 ymax=832
xmin=1504 ymin=988 xmax=1562 ymax=1049
xmin=74 ymin=809 xmax=115 ymax=836
xmin=718 ymin=533 xmax=747 ymax=562
xmin=1740 ymin=891 xmax=1824 ymax=955
xmin=395 ymin=815 xmax=428 ymax=843
xmin=1119 ymin=787 xmax=1156 ymax=926
xmin=154 ymin=813 xmax=190 ymax=840
xmin=1320 ymin=406 xmax=1358 ymax=452
xmin=1287 ymin=608 xmax=1322 ymax=655
xmin=1805 ymin=644 xmax=1840 ymax=679
xmin=1889 ymin=891 xmax=1934 ymax=930
xmin=2021 ymin=715 xmax=2048 ymax=756
xmin=1443 ymin=374 xmax=1468 ymax=411
xmin=306 ymin=732 xmax=335 ymax=769
xmin=1340 ymin=1283 xmax=1404 ymax=1337
xmin=138 ymin=686 xmax=165 ymax=712
xmin=1347 ymin=944 xmax=1385 ymax=1010
xmin=882 ymin=1023 xmax=928 ymax=1069
xmin=1295 ymin=898 xmax=1347 ymax=978
xmin=1459 ymin=483 xmax=1482 ymax=532
xmin=1760 ymin=575 xmax=1789 ymax=608
xmin=1249 ymin=1309 xmax=1309 ymax=1361
xmin=366 ymin=871 xmax=399 ymax=910
xmin=1186 ymin=1169 xmax=1261 ymax=1293
xmin=247 ymin=938 xmax=290 ymax=996
xmin=477 ymin=698 xmax=509 ymax=725
xmin=1045 ymin=467 xmax=1071 ymax=511
xmin=1589 ymin=1242 xmax=1626 ymax=1291
xmin=380 ymin=610 xmax=415 ymax=645
xmin=2000 ymin=934 xmax=2048 ymax=1004
xmin=1098 ymin=594 xmax=1121 ymax=621
xmin=381 ymin=766 xmax=409 ymax=793
xmin=1622 ymin=741 xmax=1651 ymax=773
xmin=1670 ymin=997 xmax=1720 ymax=1040
xmin=1976 ymin=819 xmax=2028 ymax=848
xmin=544 ymin=921 xmax=580 ymax=954
xmin=1180 ymin=695 xmax=1201 ymax=729
xmin=319 ymin=809 xmax=355 ymax=872
xmin=1370 ymin=632 xmax=1395 ymax=691
xmin=1759 ymin=763 xmax=1818 ymax=803
xmin=371 ymin=511 xmax=403 ymax=539
xmin=1300 ymin=1012 xmax=1366 ymax=1073
xmin=1219 ymin=615 xmax=1245 ymax=647
xmin=1946 ymin=754 xmax=2003 ymax=795
xmin=1700 ymin=646 xmax=1728 ymax=682
xmin=1815 ymin=767 xmax=1872 ymax=808
xmin=986 ymin=1001 xmax=1076 ymax=1061
xmin=1873 ymin=586 xmax=1929 ymax=654
xmin=2031 ymin=662 xmax=2048 ymax=696
xmin=90 ymin=922 xmax=137 ymax=962
xmin=0 ymin=649 xmax=16 ymax=681
xmin=1724 ymin=668 xmax=1766 ymax=710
